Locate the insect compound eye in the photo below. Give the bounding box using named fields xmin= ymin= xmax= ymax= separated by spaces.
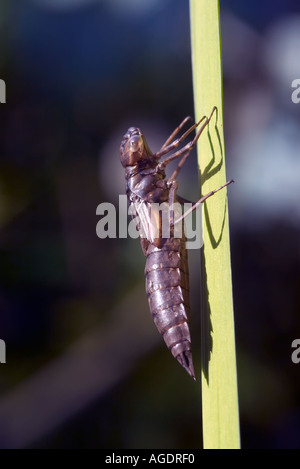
xmin=129 ymin=135 xmax=143 ymax=153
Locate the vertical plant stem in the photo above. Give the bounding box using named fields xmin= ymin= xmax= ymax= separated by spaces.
xmin=190 ymin=0 xmax=240 ymax=449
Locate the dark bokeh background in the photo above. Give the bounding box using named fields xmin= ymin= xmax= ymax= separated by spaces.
xmin=0 ymin=0 xmax=299 ymax=449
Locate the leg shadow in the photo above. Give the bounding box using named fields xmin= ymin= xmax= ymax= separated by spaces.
xmin=199 ymin=106 xmax=229 ymax=384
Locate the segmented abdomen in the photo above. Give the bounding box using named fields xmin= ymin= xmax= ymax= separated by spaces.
xmin=144 ymin=238 xmax=195 ymax=379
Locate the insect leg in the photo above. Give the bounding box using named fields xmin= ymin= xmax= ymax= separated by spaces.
xmin=168 ymin=179 xmax=178 ymax=237
xmin=169 ymin=148 xmax=194 ymax=182
xmin=155 ymin=116 xmax=208 ymax=160
xmin=155 ymin=107 xmax=216 ymax=161
xmin=156 ymin=123 xmax=207 ymax=171
xmin=174 ymin=179 xmax=234 ymax=224
xmin=160 ymin=116 xmax=192 ymax=150
xmin=167 ymin=114 xmax=212 ymax=180
xmin=157 ymin=108 xmax=217 ymax=170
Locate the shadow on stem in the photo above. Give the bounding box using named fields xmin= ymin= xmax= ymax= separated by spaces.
xmin=199 ymin=106 xmax=229 ymax=383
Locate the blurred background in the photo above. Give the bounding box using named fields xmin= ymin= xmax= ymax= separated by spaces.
xmin=0 ymin=0 xmax=299 ymax=449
